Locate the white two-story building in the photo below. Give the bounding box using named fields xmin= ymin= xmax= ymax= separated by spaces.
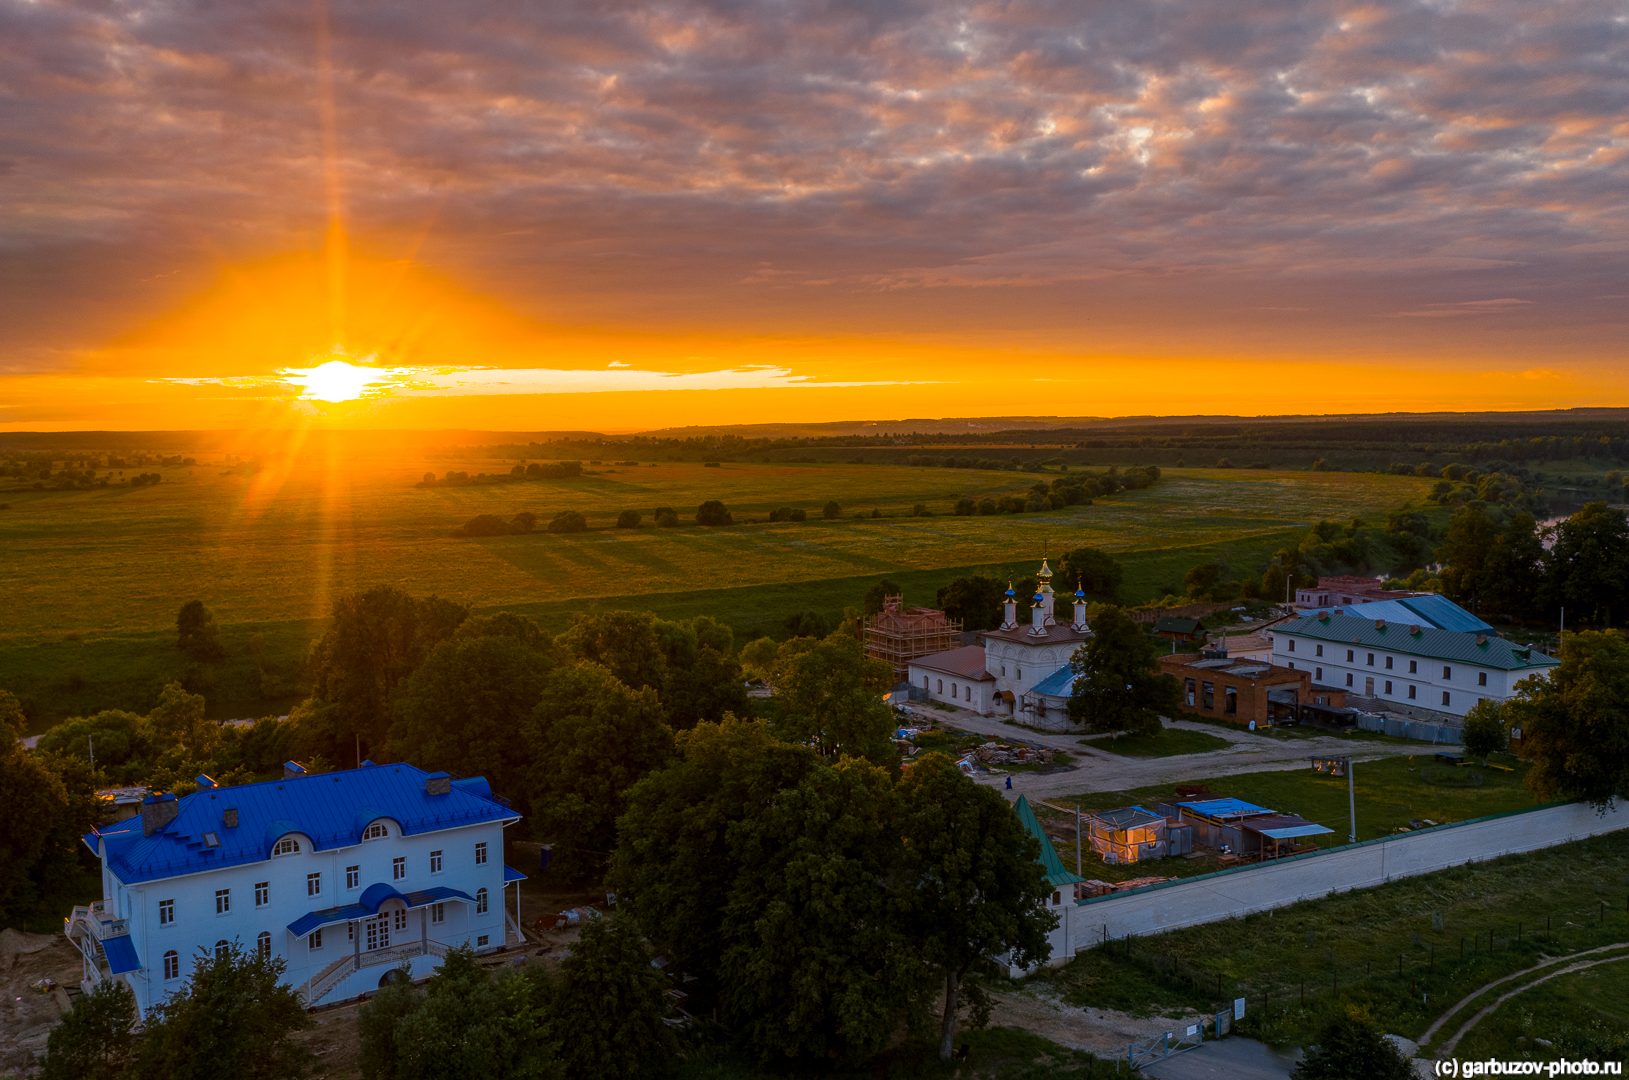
xmin=1270 ymin=612 xmax=1557 ymax=718
xmin=66 ymin=760 xmax=525 ymax=1017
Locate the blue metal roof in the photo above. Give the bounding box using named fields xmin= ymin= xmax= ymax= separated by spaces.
xmin=287 ymin=885 xmax=476 ymax=938
xmin=1029 ymin=664 xmax=1078 ymax=699
xmin=1303 ymin=595 xmax=1492 ymax=633
xmin=98 ymin=935 xmax=141 ymax=975
xmin=1255 ymin=823 xmax=1334 ymax=840
xmin=87 ymin=762 xmax=518 ymax=886
xmin=1178 ymin=798 xmax=1273 ymax=820
xmin=503 ymin=864 xmax=527 ymax=883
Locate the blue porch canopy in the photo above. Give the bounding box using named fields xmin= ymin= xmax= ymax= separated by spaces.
xmin=286 ymin=884 xmax=475 ymax=938
xmin=98 ymin=934 xmax=141 ymax=975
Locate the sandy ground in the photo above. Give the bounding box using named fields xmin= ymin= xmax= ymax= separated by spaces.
xmin=991 ymin=983 xmax=1199 ymax=1059
xmin=0 ymin=928 xmax=81 ymax=1076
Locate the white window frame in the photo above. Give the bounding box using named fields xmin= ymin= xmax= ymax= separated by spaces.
xmin=476 ymin=887 xmax=488 ymax=915
xmin=159 ymin=898 xmax=175 ymax=926
xmin=475 ymin=842 xmax=488 ymax=866
xmin=257 ymin=931 xmax=271 ymax=959
xmin=310 ymin=928 xmax=323 ymax=950
xmin=307 ymin=872 xmax=322 ymax=898
xmin=392 ymin=856 xmax=406 ymax=881
xmin=346 ymin=865 xmax=360 ymax=890
xmin=215 ymin=888 xmax=231 ymax=916
xmin=431 ymin=903 xmax=445 ymax=925
xmin=363 ymin=821 xmax=389 ymax=841
xmin=273 ymin=836 xmax=301 ymax=856
xmin=430 ymin=850 xmax=443 ymax=874
xmin=254 ymin=881 xmax=269 ymax=908
xmin=163 ymin=950 xmax=179 ymax=980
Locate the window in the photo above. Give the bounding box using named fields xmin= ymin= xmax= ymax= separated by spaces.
xmin=431 ymin=903 xmax=445 ymax=925
xmin=1201 ymin=682 xmax=1214 ymax=709
xmin=475 ymin=842 xmax=488 ymax=866
xmin=254 ymin=882 xmax=269 ymax=908
xmin=159 ymin=899 xmax=174 ymax=926
xmin=1184 ymin=678 xmax=1196 ymax=706
xmin=1316 ymin=667 xmax=1324 ymax=681
xmin=1287 ymin=639 xmax=1296 ymax=653
xmin=1346 ymin=649 xmax=1354 ymax=663
xmin=273 ymin=836 xmax=300 ymax=856
xmin=346 ymin=865 xmax=360 ymax=890
xmin=257 ymin=931 xmax=271 ymax=959
xmin=163 ymin=950 xmax=179 ymax=980
xmin=1345 ymin=673 xmax=1354 ymax=687
xmin=1224 ymin=687 xmax=1237 ymax=715
xmin=215 ymin=940 xmax=229 ymax=960
xmin=1287 ymin=661 xmax=1296 ymax=670
xmin=363 ymin=821 xmax=389 ymax=841
xmin=348 ymin=923 xmax=354 ymax=941
xmin=1408 ymin=685 xmax=1417 ymax=700
xmin=215 ymin=888 xmax=231 ymax=915
xmin=477 ymin=935 xmax=489 ymax=948
xmin=476 ymin=887 xmax=488 ymax=915
xmin=307 ymin=872 xmax=321 ymax=898
xmin=1385 ymin=680 xmax=1393 ymax=695
xmin=1442 ymin=691 xmax=1451 ymax=707
xmin=393 ymin=909 xmax=407 ymax=932
xmin=392 ymin=856 xmax=406 ymax=881
xmin=1409 ymin=660 xmax=1418 ymax=674
xmin=936 ymin=679 xmax=943 ymax=693
xmin=1443 ymin=666 xmax=1453 ymax=679
xmin=1015 ymin=667 xmax=1022 ymax=678
xmin=1315 ymin=644 xmax=1324 ymax=657
xmin=1001 ymin=664 xmax=1008 ymax=675
xmin=1385 ymin=655 xmax=1394 ymax=670
xmin=1366 ymin=653 xmax=1374 ymax=667
xmin=1478 ymin=671 xmax=1488 ymax=687
xmin=310 ymin=929 xmax=323 ymax=950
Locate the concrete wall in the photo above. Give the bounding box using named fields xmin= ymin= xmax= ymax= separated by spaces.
xmin=1060 ymin=801 xmax=1629 ymax=958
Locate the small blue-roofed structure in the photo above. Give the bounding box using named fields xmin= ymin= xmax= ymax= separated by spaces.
xmin=68 ymin=761 xmax=525 ymax=1019
xmin=1301 ymin=594 xmax=1493 ymax=634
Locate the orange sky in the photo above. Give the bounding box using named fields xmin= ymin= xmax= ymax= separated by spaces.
xmin=2 ymin=2 xmax=1625 ymax=431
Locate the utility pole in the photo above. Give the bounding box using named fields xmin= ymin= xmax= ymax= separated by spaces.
xmin=1346 ymin=757 xmax=1357 ymax=844
xmin=88 ymin=734 xmax=95 ymax=774
xmin=1075 ymin=801 xmax=1083 ymax=875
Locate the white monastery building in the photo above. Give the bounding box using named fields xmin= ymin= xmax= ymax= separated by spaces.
xmin=908 ymin=559 xmax=1092 ymax=729
xmin=66 ymin=760 xmax=525 ymax=1018
xmin=1270 ymin=612 xmax=1557 ymax=718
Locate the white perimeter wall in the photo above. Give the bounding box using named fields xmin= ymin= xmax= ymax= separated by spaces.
xmin=1060 ymin=801 xmax=1629 ymax=959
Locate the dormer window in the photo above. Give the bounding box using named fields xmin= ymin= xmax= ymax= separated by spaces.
xmin=273 ymin=837 xmax=301 ymax=857
xmin=363 ymin=822 xmax=390 ymax=841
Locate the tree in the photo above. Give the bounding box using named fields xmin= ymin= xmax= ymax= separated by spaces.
xmin=1058 ymin=547 xmax=1123 ymax=604
xmin=176 ymin=600 xmax=224 ymax=661
xmin=616 ymin=509 xmax=642 ymax=528
xmin=695 ymin=499 xmax=733 ymax=526
xmin=509 ymin=511 xmax=537 ymax=533
xmin=1460 ymin=699 xmax=1507 ymax=763
xmin=135 ymin=943 xmax=311 ymax=1080
xmin=771 ymin=633 xmax=896 ymax=763
xmin=653 ymin=505 xmax=679 ymax=527
xmin=0 ymin=688 xmax=25 ymax=742
xmin=302 ymin=587 xmax=468 ymax=762
xmin=610 ymin=718 xmax=820 ymax=990
xmin=720 ymin=760 xmax=921 ymax=1063
xmin=782 ymin=609 xmax=834 ymax=638
xmin=898 ymin=755 xmax=1054 ymax=1060
xmin=862 ymin=578 xmax=902 ymax=615
xmin=1543 ymin=502 xmax=1629 ymax=627
xmin=40 ymin=979 xmax=138 ymax=1080
xmin=557 ymin=610 xmax=670 ymax=694
xmin=390 ymin=631 xmax=559 ymax=801
xmin=1182 ymin=561 xmax=1226 ymax=599
xmin=1506 ymin=630 xmax=1629 ymax=809
xmin=550 ymin=918 xmax=676 ymax=1078
xmin=1438 ymin=504 xmax=1542 ymax=620
xmin=936 ymin=575 xmax=1006 ymax=632
xmin=357 ymin=972 xmax=420 ymax=1080
xmin=739 ymin=636 xmax=780 ymax=681
xmin=1292 ymin=1006 xmax=1413 ymax=1080
xmin=1068 ymin=605 xmax=1180 ymax=735
xmin=822 ymin=500 xmax=842 ymax=520
xmin=547 ymin=510 xmax=588 ymax=533
xmin=524 ymin=663 xmax=674 ymax=882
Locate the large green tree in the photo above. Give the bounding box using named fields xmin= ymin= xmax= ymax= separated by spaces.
xmin=1437 ymin=504 xmax=1543 ymax=621
xmin=549 ymin=918 xmax=676 ymax=1078
xmin=1506 ymin=630 xmax=1629 ymax=809
xmin=1068 ymin=605 xmax=1181 ymax=735
xmin=558 ymin=610 xmax=746 ymax=728
xmin=40 ymin=980 xmax=138 ymax=1080
xmin=897 ymin=755 xmax=1054 ymax=1060
xmin=935 ymin=575 xmax=1006 ymax=631
xmin=301 ymin=587 xmax=468 ymax=762
xmin=719 ymin=759 xmax=922 ymax=1063
xmin=1059 ymin=548 xmax=1123 ymax=604
xmin=1543 ymin=501 xmax=1629 ymax=627
xmin=523 ymin=662 xmax=674 ymax=883
xmin=770 ymin=633 xmax=895 ymax=763
xmin=176 ymin=600 xmax=225 ymax=661
xmin=0 ymin=737 xmax=73 ymax=921
xmin=135 ymin=943 xmax=311 ymax=1080
xmin=1292 ymin=1007 xmax=1413 ymax=1080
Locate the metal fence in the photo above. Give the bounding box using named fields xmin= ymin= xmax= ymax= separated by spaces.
xmin=1354 ymin=711 xmax=1462 ymax=744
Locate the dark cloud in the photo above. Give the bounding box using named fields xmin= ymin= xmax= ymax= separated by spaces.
xmin=1 ymin=0 xmax=1625 ymax=372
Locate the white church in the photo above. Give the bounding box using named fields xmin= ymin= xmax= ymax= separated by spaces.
xmin=907 ymin=559 xmax=1090 ymax=730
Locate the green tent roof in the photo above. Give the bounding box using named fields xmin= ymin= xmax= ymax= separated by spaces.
xmin=1014 ymin=795 xmax=1085 ymax=888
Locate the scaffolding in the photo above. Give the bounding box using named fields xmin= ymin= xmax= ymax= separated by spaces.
xmin=863 ymin=596 xmax=964 ymax=681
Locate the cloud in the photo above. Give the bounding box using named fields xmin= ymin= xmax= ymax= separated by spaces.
xmin=1390 ymin=298 xmax=1535 ymax=318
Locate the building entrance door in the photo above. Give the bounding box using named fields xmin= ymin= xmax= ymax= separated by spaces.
xmin=1364 ymin=677 xmax=1375 ymax=696
xmin=365 ymin=916 xmax=390 ymax=951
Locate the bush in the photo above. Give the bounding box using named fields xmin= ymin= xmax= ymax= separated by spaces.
xmin=696 ymin=500 xmax=733 ymax=526
xmin=510 ymin=512 xmax=537 ymax=533
xmin=822 ymin=500 xmax=842 ymax=520
xmin=954 ymin=497 xmax=976 ymax=516
xmin=912 ymin=503 xmax=931 ymax=517
xmin=548 ymin=511 xmax=588 ymax=534
xmin=616 ymin=510 xmax=642 ymax=529
xmin=455 ymin=514 xmax=513 ymax=537
xmin=654 ymin=506 xmax=679 ymax=527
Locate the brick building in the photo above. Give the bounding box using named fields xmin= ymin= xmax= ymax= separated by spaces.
xmin=1157 ymin=653 xmax=1345 ymax=728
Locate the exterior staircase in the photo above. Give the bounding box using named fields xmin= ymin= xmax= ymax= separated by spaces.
xmin=301 ymin=938 xmax=449 ymax=1005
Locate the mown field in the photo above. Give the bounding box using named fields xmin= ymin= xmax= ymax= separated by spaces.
xmin=0 ymin=455 xmax=1430 ymax=728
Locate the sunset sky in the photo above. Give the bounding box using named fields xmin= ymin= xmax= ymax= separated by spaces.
xmin=2 ymin=0 xmax=1626 ymax=431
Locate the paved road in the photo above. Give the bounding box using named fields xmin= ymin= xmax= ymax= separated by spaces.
xmin=1142 ymin=1038 xmax=1299 ymax=1080
xmin=899 ymin=703 xmax=1423 ymax=800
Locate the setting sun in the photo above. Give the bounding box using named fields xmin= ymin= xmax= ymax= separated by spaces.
xmin=283 ymin=357 xmax=392 ymax=403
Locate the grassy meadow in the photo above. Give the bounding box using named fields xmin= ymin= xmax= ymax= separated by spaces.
xmin=0 ymin=453 xmax=1430 ymax=728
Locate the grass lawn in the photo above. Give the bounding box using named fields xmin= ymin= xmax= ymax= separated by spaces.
xmin=1033 ymin=832 xmax=1629 ymax=1048
xmin=1082 ymin=725 xmax=1232 ymax=758
xmin=0 ymin=455 xmax=1429 ymax=728
xmin=1050 ymin=753 xmax=1540 ymax=844
xmin=1453 ymin=958 xmax=1629 ymax=1061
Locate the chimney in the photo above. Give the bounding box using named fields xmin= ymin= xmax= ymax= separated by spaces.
xmin=425 ymin=771 xmax=452 ymax=796
xmin=1409 ymin=624 xmax=1422 ymax=636
xmin=1375 ymin=619 xmax=1386 ymax=630
xmin=283 ymin=760 xmax=307 ymax=779
xmin=140 ymin=793 xmax=180 ymax=836
xmin=1476 ymin=633 xmax=1488 ymax=646
xmin=223 ymin=807 xmax=239 ymax=829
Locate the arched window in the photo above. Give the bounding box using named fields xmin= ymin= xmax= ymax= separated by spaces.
xmin=256 ymin=931 xmax=271 ymax=959
xmin=214 ymin=940 xmax=230 ymax=960
xmin=363 ymin=821 xmax=390 ymax=841
xmin=475 ymin=887 xmax=488 ymax=915
xmin=273 ymin=836 xmax=301 ymax=856
xmin=163 ymin=950 xmax=179 ymax=980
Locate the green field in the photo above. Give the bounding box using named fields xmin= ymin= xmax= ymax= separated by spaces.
xmin=0 ymin=456 xmax=1430 ymax=728
xmin=1454 ymin=958 xmax=1629 ymax=1061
